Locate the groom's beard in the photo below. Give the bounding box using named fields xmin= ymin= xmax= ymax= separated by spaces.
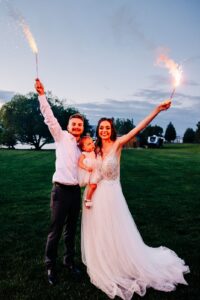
xmin=69 ymin=128 xmax=83 ymax=137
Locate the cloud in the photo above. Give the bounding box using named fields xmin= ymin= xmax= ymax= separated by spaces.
xmin=133 ymin=88 xmax=200 ymax=109
xmin=0 ymin=90 xmax=15 ymax=105
xmin=149 ymin=75 xmax=170 ymax=87
xmin=184 ymin=79 xmax=200 ymax=87
xmin=149 ymin=74 xmax=200 ymax=89
xmin=73 ymin=98 xmax=152 ymax=124
xmin=0 ymin=87 xmax=199 ymax=136
xmin=71 ymin=91 xmax=200 ymax=136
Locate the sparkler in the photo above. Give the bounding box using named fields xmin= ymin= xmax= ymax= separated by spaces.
xmin=20 ymin=17 xmax=39 ymax=78
xmin=169 ymin=64 xmax=182 ymax=99
xmin=157 ymin=53 xmax=183 ymax=99
xmin=8 ymin=6 xmax=39 ymax=78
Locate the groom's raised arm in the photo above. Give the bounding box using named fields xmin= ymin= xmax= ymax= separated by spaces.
xmin=35 ymin=79 xmax=62 ymax=142
xmin=117 ymin=99 xmax=171 ymax=147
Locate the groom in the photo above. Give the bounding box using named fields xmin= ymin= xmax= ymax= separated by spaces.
xmin=35 ymin=79 xmax=84 ymax=285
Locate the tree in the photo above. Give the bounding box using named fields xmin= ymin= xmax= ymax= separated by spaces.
xmin=0 ymin=93 xmax=51 ymax=150
xmin=0 ymin=93 xmax=93 ymax=150
xmin=164 ymin=122 xmax=176 ymax=142
xmin=0 ymin=124 xmax=3 ymax=148
xmin=195 ymin=122 xmax=200 ymax=143
xmin=0 ymin=128 xmax=17 ymax=149
xmin=114 ymin=118 xmax=135 ymax=135
xmin=151 ymin=125 xmax=163 ymax=137
xmin=183 ymin=128 xmax=195 ymax=143
xmin=0 ymin=119 xmax=17 ymax=149
xmin=138 ymin=125 xmax=163 ymax=147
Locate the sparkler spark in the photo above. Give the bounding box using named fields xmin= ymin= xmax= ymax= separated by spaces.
xmin=19 ymin=17 xmax=39 ymax=77
xmin=19 ymin=16 xmax=39 ymax=77
xmin=19 ymin=18 xmax=38 ymax=54
xmin=156 ymin=52 xmax=183 ymax=99
xmin=8 ymin=5 xmax=39 ymax=77
xmin=156 ymin=54 xmax=182 ymax=88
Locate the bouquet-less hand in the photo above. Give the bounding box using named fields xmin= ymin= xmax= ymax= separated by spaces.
xmin=117 ymin=99 xmax=172 ymax=147
xmin=86 ymin=167 xmax=93 ymax=172
xmin=35 ymin=78 xmax=45 ymax=95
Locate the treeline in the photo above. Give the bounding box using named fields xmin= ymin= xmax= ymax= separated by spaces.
xmin=0 ymin=93 xmax=200 ymax=149
xmin=114 ymin=120 xmax=177 ymax=146
xmin=115 ymin=120 xmax=200 ymax=144
xmin=0 ymin=93 xmax=93 ymax=150
xmin=183 ymin=125 xmax=200 ymax=143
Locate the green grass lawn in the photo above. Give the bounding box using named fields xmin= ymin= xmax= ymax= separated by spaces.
xmin=0 ymin=144 xmax=199 ymax=300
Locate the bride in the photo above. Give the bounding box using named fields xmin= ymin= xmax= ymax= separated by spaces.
xmin=81 ymin=99 xmax=189 ymax=300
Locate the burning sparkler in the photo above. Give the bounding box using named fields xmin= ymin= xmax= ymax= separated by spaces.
xmin=156 ymin=53 xmax=183 ymax=99
xmin=20 ymin=17 xmax=39 ymax=78
xmin=8 ymin=5 xmax=39 ymax=77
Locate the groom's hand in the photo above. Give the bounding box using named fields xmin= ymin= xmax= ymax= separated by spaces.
xmin=35 ymin=79 xmax=45 ymax=95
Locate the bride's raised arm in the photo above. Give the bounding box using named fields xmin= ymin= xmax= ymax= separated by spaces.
xmin=117 ymin=99 xmax=171 ymax=147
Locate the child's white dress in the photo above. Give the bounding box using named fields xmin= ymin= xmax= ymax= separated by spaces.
xmin=78 ymin=151 xmax=102 ymax=187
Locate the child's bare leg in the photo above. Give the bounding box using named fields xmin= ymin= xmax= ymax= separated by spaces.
xmin=85 ymin=184 xmax=97 ymax=208
xmin=86 ymin=183 xmax=97 ymax=200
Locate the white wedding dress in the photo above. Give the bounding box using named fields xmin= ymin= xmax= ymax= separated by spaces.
xmin=81 ymin=151 xmax=189 ymax=300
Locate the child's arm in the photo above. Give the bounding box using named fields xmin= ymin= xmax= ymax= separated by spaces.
xmin=78 ymin=154 xmax=93 ymax=172
xmin=118 ymin=99 xmax=171 ymax=147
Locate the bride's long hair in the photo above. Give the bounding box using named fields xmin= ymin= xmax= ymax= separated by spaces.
xmin=95 ymin=118 xmax=117 ymax=155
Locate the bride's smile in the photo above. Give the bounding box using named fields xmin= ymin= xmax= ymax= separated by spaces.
xmin=99 ymin=121 xmax=112 ymax=139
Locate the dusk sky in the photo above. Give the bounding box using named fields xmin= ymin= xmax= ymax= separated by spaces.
xmin=0 ymin=0 xmax=200 ymax=136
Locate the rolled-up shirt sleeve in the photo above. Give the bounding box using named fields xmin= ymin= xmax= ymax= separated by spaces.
xmin=38 ymin=95 xmax=62 ymax=142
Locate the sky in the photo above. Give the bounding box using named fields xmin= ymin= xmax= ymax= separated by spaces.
xmin=0 ymin=0 xmax=200 ymax=136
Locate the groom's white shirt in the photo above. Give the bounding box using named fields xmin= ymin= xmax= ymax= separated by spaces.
xmin=39 ymin=95 xmax=81 ymax=185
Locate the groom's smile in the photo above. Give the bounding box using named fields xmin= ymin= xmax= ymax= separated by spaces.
xmin=68 ymin=117 xmax=84 ymax=137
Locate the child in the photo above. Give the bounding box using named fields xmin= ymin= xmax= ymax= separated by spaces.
xmin=78 ymin=136 xmax=102 ymax=208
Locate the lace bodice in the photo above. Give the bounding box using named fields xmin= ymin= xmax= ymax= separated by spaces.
xmin=101 ymin=153 xmax=119 ymax=180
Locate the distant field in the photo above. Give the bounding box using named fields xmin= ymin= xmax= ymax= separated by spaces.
xmin=0 ymin=144 xmax=199 ymax=300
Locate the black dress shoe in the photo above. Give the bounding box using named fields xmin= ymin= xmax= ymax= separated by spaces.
xmin=47 ymin=268 xmax=57 ymax=285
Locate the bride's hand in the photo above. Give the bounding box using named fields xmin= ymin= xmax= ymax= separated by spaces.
xmin=157 ymin=99 xmax=171 ymax=112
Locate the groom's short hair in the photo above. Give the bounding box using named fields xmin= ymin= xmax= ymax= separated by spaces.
xmin=68 ymin=113 xmax=84 ymax=123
